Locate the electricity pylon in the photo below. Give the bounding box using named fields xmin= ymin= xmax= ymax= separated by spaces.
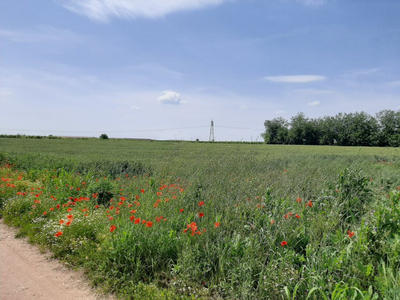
xmin=209 ymin=120 xmax=215 ymax=142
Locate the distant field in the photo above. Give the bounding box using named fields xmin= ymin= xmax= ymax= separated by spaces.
xmin=0 ymin=138 xmax=399 ymax=299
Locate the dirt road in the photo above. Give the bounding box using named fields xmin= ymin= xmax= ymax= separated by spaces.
xmin=0 ymin=220 xmax=114 ymax=300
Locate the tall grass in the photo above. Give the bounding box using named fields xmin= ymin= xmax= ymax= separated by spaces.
xmin=0 ymin=138 xmax=399 ymax=299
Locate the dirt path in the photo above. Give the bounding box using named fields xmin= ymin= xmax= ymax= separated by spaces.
xmin=0 ymin=220 xmax=114 ymax=300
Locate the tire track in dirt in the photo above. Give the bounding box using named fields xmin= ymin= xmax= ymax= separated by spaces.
xmin=0 ymin=220 xmax=114 ymax=300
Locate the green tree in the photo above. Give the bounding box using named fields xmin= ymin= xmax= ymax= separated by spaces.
xmin=262 ymin=117 xmax=289 ymax=144
xmin=376 ymin=110 xmax=400 ymax=147
xmin=288 ymin=112 xmax=319 ymax=145
xmin=99 ymin=133 xmax=109 ymax=140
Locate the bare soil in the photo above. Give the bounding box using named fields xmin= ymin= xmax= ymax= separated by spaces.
xmin=0 ymin=220 xmax=114 ymax=300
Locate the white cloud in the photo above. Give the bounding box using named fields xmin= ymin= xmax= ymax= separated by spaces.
xmin=57 ymin=0 xmax=229 ymax=22
xmin=130 ymin=106 xmax=140 ymax=110
xmin=275 ymin=110 xmax=287 ymax=115
xmin=307 ymin=101 xmax=320 ymax=106
xmin=239 ymin=105 xmax=247 ymax=110
xmin=157 ymin=90 xmax=185 ymax=105
xmin=264 ymin=75 xmax=326 ymax=83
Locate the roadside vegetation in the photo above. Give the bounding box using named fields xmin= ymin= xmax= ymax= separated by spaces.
xmin=0 ymin=138 xmax=399 ymax=299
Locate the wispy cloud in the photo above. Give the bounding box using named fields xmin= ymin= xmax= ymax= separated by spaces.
xmin=387 ymin=81 xmax=400 ymax=87
xmin=264 ymin=75 xmax=326 ymax=83
xmin=129 ymin=63 xmax=183 ymax=80
xmin=157 ymin=91 xmax=185 ymax=105
xmin=0 ymin=25 xmax=82 ymax=43
xmin=275 ymin=110 xmax=287 ymax=115
xmin=239 ymin=105 xmax=247 ymax=110
xmin=57 ymin=0 xmax=229 ymax=22
xmin=130 ymin=106 xmax=140 ymax=110
xmin=293 ymin=88 xmax=332 ymax=95
xmin=294 ymin=0 xmax=328 ymax=6
xmin=307 ymin=101 xmax=320 ymax=106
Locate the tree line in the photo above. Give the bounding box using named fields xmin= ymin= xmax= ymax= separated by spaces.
xmin=262 ymin=110 xmax=400 ymax=147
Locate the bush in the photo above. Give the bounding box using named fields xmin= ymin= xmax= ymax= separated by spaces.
xmin=100 ymin=134 xmax=109 ymax=140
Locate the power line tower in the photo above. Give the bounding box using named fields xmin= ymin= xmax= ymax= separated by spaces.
xmin=209 ymin=119 xmax=215 ymax=142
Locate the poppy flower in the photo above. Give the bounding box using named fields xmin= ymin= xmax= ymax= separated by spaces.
xmin=130 ymin=216 xmax=135 ymax=222
xmin=59 ymin=220 xmax=65 ymax=225
xmin=199 ymin=212 xmax=204 ymax=218
xmin=281 ymin=241 xmax=288 ymax=247
xmin=198 ymin=201 xmax=204 ymax=207
xmin=348 ymin=231 xmax=355 ymax=238
xmin=134 ymin=218 xmax=141 ymax=224
xmin=270 ymin=220 xmax=275 ymax=225
xmin=296 ymin=197 xmax=302 ymax=203
xmin=146 ymin=221 xmax=153 ymax=228
xmin=214 ymin=222 xmax=220 ymax=228
xmin=55 ymin=231 xmax=63 ymax=237
xmin=110 ymin=225 xmax=117 ymax=232
xmin=179 ymin=208 xmax=184 ymax=213
xmin=306 ymin=200 xmax=313 ymax=208
xmin=295 ymin=214 xmax=301 ymax=219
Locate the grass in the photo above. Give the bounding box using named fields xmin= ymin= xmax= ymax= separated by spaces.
xmin=0 ymin=138 xmax=399 ymax=299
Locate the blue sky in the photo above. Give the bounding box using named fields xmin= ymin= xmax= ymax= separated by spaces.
xmin=1 ymin=0 xmax=399 ymax=141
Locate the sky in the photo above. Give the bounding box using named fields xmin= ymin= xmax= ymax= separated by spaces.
xmin=1 ymin=0 xmax=399 ymax=141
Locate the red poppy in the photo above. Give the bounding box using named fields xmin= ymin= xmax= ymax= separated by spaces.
xmin=134 ymin=218 xmax=141 ymax=224
xmin=55 ymin=231 xmax=63 ymax=237
xmin=146 ymin=221 xmax=153 ymax=228
xmin=281 ymin=241 xmax=288 ymax=247
xmin=110 ymin=225 xmax=117 ymax=232
xmin=214 ymin=222 xmax=220 ymax=228
xmin=348 ymin=230 xmax=355 ymax=238
xmin=198 ymin=201 xmax=204 ymax=207
xmin=306 ymin=200 xmax=313 ymax=208
xmin=199 ymin=212 xmax=204 ymax=218
xmin=179 ymin=208 xmax=184 ymax=213
xmin=296 ymin=197 xmax=302 ymax=203
xmin=270 ymin=219 xmax=275 ymax=225
xmin=130 ymin=215 xmax=135 ymax=222
xmin=295 ymin=214 xmax=301 ymax=219
xmin=67 ymin=208 xmax=73 ymax=212
xmin=59 ymin=220 xmax=65 ymax=224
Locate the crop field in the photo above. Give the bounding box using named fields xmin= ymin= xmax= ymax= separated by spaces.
xmin=0 ymin=138 xmax=399 ymax=299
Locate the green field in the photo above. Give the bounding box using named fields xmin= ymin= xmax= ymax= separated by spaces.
xmin=1 ymin=138 xmax=399 ymax=299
